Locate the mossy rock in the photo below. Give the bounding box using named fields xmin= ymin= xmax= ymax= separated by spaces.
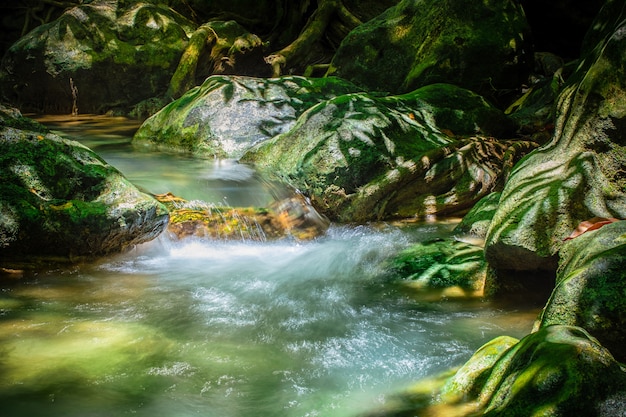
xmin=155 ymin=192 xmax=329 ymax=241
xmin=242 ymin=84 xmax=535 ymax=222
xmin=484 ymin=3 xmax=626 ymax=276
xmin=453 ymin=192 xmax=501 ymax=239
xmin=0 ymin=125 xmax=168 ymax=268
xmin=327 ymin=0 xmax=532 ymax=99
xmin=132 ymin=75 xmax=362 ymax=158
xmin=0 ymin=2 xmax=194 ymax=114
xmin=475 ymin=326 xmax=626 ymax=416
xmin=0 ymin=103 xmax=48 ymax=132
xmin=538 ymin=220 xmax=626 ymax=362
xmin=389 ymin=239 xmax=487 ymax=298
xmin=363 ymin=325 xmax=626 ymax=417
xmin=439 ymin=335 xmax=519 ymax=404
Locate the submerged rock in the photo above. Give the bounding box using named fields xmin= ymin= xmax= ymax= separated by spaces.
xmin=0 ymin=119 xmax=168 ymax=267
xmin=484 ymin=1 xmax=626 ymax=275
xmin=156 ymin=192 xmax=329 ymax=241
xmin=132 ymin=75 xmax=361 ymax=158
xmin=327 ymin=0 xmax=532 ymax=99
xmin=538 ymin=220 xmax=626 ymax=362
xmin=242 ymin=83 xmax=535 ymax=223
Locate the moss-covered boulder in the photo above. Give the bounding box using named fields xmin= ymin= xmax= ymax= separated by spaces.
xmin=0 ymin=117 xmax=168 ymax=268
xmin=132 ymin=75 xmax=361 ymax=158
xmin=327 ymin=0 xmax=532 ymax=99
xmin=242 ymin=83 xmax=535 ymax=223
xmin=365 ymin=325 xmax=626 ymax=417
xmin=484 ymin=2 xmax=626 ymax=276
xmin=389 ymin=238 xmax=487 ymax=299
xmin=473 ymin=325 xmax=626 ymax=416
xmin=0 ymin=2 xmax=194 ymax=114
xmin=538 ymin=220 xmax=626 ymax=362
xmin=453 ymin=192 xmax=501 ymax=239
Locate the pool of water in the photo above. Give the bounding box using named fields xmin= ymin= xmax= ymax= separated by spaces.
xmin=0 ymin=115 xmax=540 ymax=417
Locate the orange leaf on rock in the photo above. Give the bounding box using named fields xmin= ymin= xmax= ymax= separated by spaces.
xmin=564 ymin=217 xmax=620 ymax=241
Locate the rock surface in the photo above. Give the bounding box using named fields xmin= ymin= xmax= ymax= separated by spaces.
xmin=0 ymin=2 xmax=194 ymax=114
xmin=389 ymin=238 xmax=486 ymax=298
xmin=452 ymin=192 xmax=501 ymax=239
xmin=538 ymin=220 xmax=626 ymax=362
xmin=243 ymin=83 xmax=534 ymax=222
xmin=366 ymin=325 xmax=626 ymax=417
xmin=0 ymin=109 xmax=168 ymax=267
xmin=327 ymin=0 xmax=532 ymax=99
xmin=484 ymin=2 xmax=626 ymax=274
xmin=132 ymin=75 xmax=361 ymax=158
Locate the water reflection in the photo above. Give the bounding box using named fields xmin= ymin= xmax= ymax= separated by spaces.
xmin=1 ymin=115 xmax=542 ymax=417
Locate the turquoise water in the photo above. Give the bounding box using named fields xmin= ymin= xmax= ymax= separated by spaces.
xmin=0 ymin=116 xmax=540 ymax=417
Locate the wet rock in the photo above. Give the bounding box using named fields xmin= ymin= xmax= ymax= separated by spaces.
xmin=156 ymin=192 xmax=329 ymax=241
xmin=365 ymin=325 xmax=626 ymax=417
xmin=484 ymin=2 xmax=626 ymax=275
xmin=0 ymin=2 xmax=195 ymax=114
xmin=452 ymin=192 xmax=501 ymax=239
xmin=0 ymin=114 xmax=168 ymax=267
xmin=538 ymin=220 xmax=626 ymax=362
xmin=132 ymin=75 xmax=361 ymax=158
xmin=389 ymin=238 xmax=487 ymax=299
xmin=242 ymin=83 xmax=535 ymax=223
xmin=327 ymin=0 xmax=532 ymax=101
xmin=472 ymin=326 xmax=626 ymax=416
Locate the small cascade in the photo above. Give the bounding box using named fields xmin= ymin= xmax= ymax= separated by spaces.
xmin=155 ymin=190 xmax=330 ymax=242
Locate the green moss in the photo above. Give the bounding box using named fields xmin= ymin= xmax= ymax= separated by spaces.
xmin=389 ymin=239 xmax=486 ymax=291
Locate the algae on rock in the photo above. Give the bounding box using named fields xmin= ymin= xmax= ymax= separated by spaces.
xmin=243 ymin=83 xmax=535 ymax=223
xmin=485 ymin=2 xmax=626 ymax=275
xmin=133 ymin=75 xmax=362 ymax=158
xmin=327 ymin=0 xmax=532 ymax=100
xmin=538 ymin=220 xmax=626 ymax=363
xmin=0 ymin=122 xmax=168 ymax=267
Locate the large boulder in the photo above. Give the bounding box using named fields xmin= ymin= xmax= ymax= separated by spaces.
xmin=0 ymin=1 xmax=195 ymax=114
xmin=484 ymin=1 xmax=626 ymax=276
xmin=132 ymin=75 xmax=361 ymax=158
xmin=365 ymin=325 xmax=626 ymax=417
xmin=538 ymin=220 xmax=626 ymax=362
xmin=242 ymin=83 xmax=535 ymax=223
xmin=327 ymin=0 xmax=532 ymax=100
xmin=0 ymin=109 xmax=168 ymax=267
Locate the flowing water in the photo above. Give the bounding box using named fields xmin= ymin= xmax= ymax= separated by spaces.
xmin=1 ymin=116 xmax=541 ymax=417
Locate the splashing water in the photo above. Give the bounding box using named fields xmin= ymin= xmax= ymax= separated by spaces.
xmin=0 ymin=116 xmax=540 ymax=417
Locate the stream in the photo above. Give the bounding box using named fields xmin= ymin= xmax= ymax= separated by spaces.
xmin=0 ymin=115 xmax=541 ymax=417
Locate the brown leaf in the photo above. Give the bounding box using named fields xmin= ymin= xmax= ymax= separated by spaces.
xmin=564 ymin=217 xmax=620 ymax=241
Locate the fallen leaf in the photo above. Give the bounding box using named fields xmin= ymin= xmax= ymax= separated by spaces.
xmin=564 ymin=217 xmax=620 ymax=241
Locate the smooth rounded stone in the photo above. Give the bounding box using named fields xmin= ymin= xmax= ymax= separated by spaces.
xmin=328 ymin=0 xmax=532 ymax=99
xmin=0 ymin=124 xmax=168 ymax=267
xmin=132 ymin=75 xmax=361 ymax=158
xmin=243 ymin=83 xmax=534 ymax=223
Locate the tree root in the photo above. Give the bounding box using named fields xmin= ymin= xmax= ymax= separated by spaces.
xmin=265 ymin=0 xmax=361 ymax=77
xmin=167 ymin=24 xmax=218 ymax=99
